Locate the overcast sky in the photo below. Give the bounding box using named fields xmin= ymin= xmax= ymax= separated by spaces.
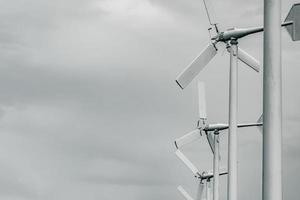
xmin=0 ymin=0 xmax=299 ymax=199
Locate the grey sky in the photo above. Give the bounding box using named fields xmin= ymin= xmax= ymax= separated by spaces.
xmin=0 ymin=0 xmax=299 ymax=199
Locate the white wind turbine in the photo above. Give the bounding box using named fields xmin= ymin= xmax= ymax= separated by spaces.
xmin=175 ymin=150 xmax=227 ymax=200
xmin=175 ymin=0 xmax=294 ymax=90
xmin=174 ymin=81 xmax=262 ymax=200
xmin=177 ymin=175 xmax=221 ymax=200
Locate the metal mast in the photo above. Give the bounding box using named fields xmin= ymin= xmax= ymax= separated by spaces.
xmin=213 ymin=131 xmax=220 ymax=200
xmin=263 ymin=0 xmax=282 ymax=200
xmin=227 ymin=39 xmax=239 ymax=200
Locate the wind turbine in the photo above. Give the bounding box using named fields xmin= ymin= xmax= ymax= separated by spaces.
xmin=177 ymin=174 xmax=223 ymax=200
xmin=174 ymin=81 xmax=262 ymax=200
xmin=174 ymin=82 xmax=262 ymax=154
xmin=175 ymin=82 xmax=262 ymax=147
xmin=175 ymin=0 xmax=294 ymax=90
xmin=175 ymin=150 xmax=227 ymax=200
xmin=174 ymin=1 xmax=294 ymax=199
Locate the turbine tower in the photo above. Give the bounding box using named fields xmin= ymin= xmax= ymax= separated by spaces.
xmin=263 ymin=3 xmax=300 ymax=200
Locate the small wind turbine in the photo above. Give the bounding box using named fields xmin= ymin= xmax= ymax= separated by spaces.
xmin=175 ymin=0 xmax=294 ymax=89
xmin=177 ymin=179 xmax=212 ymax=200
xmin=175 ymin=149 xmax=227 ymax=200
xmin=176 ymin=149 xmax=227 ymax=200
xmin=174 ymin=81 xmax=262 ymax=200
xmin=174 ymin=82 xmax=262 ymax=152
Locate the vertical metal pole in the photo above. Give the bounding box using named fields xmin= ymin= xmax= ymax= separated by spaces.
xmin=227 ymin=39 xmax=238 ymax=200
xmin=213 ymin=131 xmax=220 ymax=200
xmin=207 ymin=180 xmax=211 ymax=200
xmin=263 ymin=0 xmax=282 ymax=200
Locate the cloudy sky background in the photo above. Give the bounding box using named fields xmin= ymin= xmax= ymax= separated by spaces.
xmin=0 ymin=0 xmax=299 ymax=199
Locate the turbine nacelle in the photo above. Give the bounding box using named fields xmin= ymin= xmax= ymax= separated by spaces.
xmin=212 ymin=21 xmax=294 ymax=43
xmin=197 ymin=122 xmax=229 ymax=132
xmin=200 ymin=169 xmax=228 ymax=181
xmin=175 ymin=1 xmax=295 ymax=90
xmin=212 ymin=27 xmax=264 ymax=42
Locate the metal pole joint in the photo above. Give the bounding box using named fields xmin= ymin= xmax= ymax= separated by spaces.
xmin=230 ymin=39 xmax=238 ymax=45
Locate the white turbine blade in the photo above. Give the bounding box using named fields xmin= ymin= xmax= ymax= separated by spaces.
xmin=175 ymin=129 xmax=201 ymax=149
xmin=206 ymin=133 xmax=215 ymax=154
xmin=176 ymin=43 xmax=217 ymax=89
xmin=175 ymin=150 xmax=200 ymax=177
xmin=237 ymin=47 xmax=260 ymax=72
xmin=206 ymin=133 xmax=221 ymax=160
xmin=196 ymin=182 xmax=205 ymax=200
xmin=198 ymin=82 xmax=207 ymax=120
xmin=202 ymin=0 xmax=218 ymax=25
xmin=177 ymin=186 xmax=195 ymax=200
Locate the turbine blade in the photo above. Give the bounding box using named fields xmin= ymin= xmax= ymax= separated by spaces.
xmin=175 ymin=129 xmax=201 ymax=149
xmin=198 ymin=82 xmax=207 ymax=120
xmin=196 ymin=182 xmax=205 ymax=200
xmin=202 ymin=0 xmax=218 ymax=25
xmin=237 ymin=47 xmax=260 ymax=72
xmin=175 ymin=150 xmax=200 ymax=177
xmin=176 ymin=43 xmax=217 ymax=89
xmin=206 ymin=132 xmax=215 ymax=154
xmin=177 ymin=186 xmax=195 ymax=200
xmin=206 ymin=133 xmax=221 ymax=160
